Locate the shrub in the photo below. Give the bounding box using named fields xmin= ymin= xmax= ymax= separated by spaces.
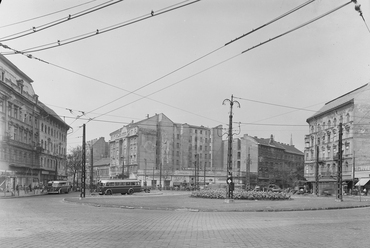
xmin=190 ymin=188 xmax=291 ymax=200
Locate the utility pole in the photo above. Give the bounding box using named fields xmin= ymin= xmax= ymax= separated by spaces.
xmin=337 ymin=123 xmax=343 ymax=202
xmin=90 ymin=146 xmax=93 ymax=192
xmin=246 ymin=147 xmax=251 ymax=189
xmin=194 ymin=159 xmax=197 ymax=189
xmin=222 ymin=95 xmax=240 ymax=199
xmin=144 ymin=159 xmax=147 ymax=187
xmin=197 ymin=154 xmax=200 ymax=190
xmin=204 ymin=156 xmax=206 ymax=189
xmin=315 ymin=144 xmax=319 ymax=196
xmin=81 ymin=124 xmax=86 ymax=198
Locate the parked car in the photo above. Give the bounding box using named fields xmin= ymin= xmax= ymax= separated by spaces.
xmin=268 ymin=184 xmax=282 ymax=192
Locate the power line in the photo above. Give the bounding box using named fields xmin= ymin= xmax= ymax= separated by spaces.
xmin=1 ymin=0 xmax=317 ymax=128
xmin=241 ymin=1 xmax=353 ymax=54
xmin=234 ymin=96 xmax=318 ymax=112
xmin=3 ymin=0 xmax=201 ymax=54
xmin=0 ymin=0 xmax=99 ymax=29
xmin=83 ymin=1 xmax=348 ymax=126
xmin=0 ymin=0 xmax=125 ymax=42
xmin=2 ymin=1 xmax=354 ymax=134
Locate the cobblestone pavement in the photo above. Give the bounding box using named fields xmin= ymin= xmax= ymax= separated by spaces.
xmin=1 ymin=193 xmax=370 ymax=248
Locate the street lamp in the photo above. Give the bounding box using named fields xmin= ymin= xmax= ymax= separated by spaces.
xmin=222 ymin=95 xmax=240 ymax=200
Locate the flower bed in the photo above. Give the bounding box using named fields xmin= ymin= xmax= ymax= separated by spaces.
xmin=190 ymin=189 xmax=291 ymax=200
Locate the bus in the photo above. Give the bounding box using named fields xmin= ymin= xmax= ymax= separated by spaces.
xmin=97 ymin=179 xmax=142 ymax=195
xmin=47 ymin=181 xmax=70 ymax=194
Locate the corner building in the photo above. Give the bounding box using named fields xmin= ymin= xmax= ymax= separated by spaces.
xmin=304 ymin=83 xmax=370 ymax=194
xmin=0 ymin=54 xmax=69 ymax=190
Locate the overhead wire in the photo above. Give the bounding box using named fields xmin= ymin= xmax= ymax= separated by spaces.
xmin=1 ymin=1 xmax=356 ymax=136
xmin=0 ymin=0 xmax=99 ymax=29
xmin=233 ymin=96 xmax=319 ymax=112
xmin=1 ymin=0 xmax=318 ymax=129
xmin=84 ymin=1 xmax=352 ymax=126
xmin=2 ymin=0 xmax=201 ymax=54
xmin=2 ymin=0 xmax=315 ymax=55
xmin=0 ymin=0 xmax=124 ymax=42
xmin=241 ymin=1 xmax=353 ymax=54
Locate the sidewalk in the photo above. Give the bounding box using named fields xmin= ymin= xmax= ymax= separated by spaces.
xmin=0 ymin=189 xmax=48 ymax=198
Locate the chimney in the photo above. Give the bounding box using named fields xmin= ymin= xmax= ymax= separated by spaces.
xmin=269 ymin=134 xmax=274 ymax=144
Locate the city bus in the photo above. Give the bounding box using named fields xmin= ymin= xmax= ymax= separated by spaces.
xmin=97 ymin=179 xmax=142 ymax=195
xmin=47 ymin=180 xmax=70 ymax=194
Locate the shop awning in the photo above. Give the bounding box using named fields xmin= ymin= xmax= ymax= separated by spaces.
xmin=355 ymin=178 xmax=370 ymax=186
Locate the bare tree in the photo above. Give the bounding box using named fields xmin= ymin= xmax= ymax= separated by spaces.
xmin=67 ymin=146 xmax=82 ymax=191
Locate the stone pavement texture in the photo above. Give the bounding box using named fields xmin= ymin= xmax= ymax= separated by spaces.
xmin=1 ymin=191 xmax=370 ymax=248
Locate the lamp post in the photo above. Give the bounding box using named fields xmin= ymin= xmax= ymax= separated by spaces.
xmin=222 ymin=95 xmax=240 ymax=199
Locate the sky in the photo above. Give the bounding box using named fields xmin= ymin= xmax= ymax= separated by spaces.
xmin=0 ymin=0 xmax=369 ymax=152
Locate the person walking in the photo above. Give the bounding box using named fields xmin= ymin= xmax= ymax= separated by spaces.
xmin=15 ymin=184 xmax=19 ymax=196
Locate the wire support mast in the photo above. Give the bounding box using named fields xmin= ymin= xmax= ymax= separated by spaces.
xmin=353 ymin=0 xmax=370 ymax=34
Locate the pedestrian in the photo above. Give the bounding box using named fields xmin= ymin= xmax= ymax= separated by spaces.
xmin=29 ymin=184 xmax=32 ymax=193
xmin=16 ymin=184 xmax=19 ymax=196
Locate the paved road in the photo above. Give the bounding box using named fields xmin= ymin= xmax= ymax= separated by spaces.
xmin=1 ymin=192 xmax=369 ymax=248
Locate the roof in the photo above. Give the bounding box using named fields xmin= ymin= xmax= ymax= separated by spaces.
xmin=38 ymin=101 xmax=70 ymax=129
xmin=307 ymin=83 xmax=368 ymax=122
xmin=251 ymin=136 xmax=303 ymax=155
xmin=0 ymin=53 xmax=33 ymax=83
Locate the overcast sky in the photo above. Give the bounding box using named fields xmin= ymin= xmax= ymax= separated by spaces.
xmin=1 ymin=0 xmax=369 ymax=152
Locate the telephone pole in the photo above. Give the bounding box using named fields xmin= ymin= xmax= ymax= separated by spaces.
xmin=315 ymin=144 xmax=319 ymax=196
xmin=336 ymin=123 xmax=343 ymax=202
xmin=81 ymin=124 xmax=86 ymax=198
xmin=90 ymin=146 xmax=93 ymax=192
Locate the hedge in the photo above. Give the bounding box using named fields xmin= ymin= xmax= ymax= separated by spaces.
xmin=190 ymin=189 xmax=291 ymax=200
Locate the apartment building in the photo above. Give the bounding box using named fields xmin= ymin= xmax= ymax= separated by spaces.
xmin=304 ymin=83 xmax=370 ymax=194
xmin=0 ymin=54 xmax=69 ymax=190
xmin=109 ymin=113 xmax=223 ymax=187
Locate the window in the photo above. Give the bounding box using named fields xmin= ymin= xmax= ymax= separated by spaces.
xmin=8 ymin=103 xmax=12 ymax=117
xmin=14 ymin=106 xmax=18 ymax=119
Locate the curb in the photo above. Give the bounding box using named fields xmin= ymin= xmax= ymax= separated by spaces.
xmin=62 ymin=197 xmax=370 ymax=212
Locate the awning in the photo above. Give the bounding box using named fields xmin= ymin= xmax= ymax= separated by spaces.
xmin=355 ymin=178 xmax=370 ymax=186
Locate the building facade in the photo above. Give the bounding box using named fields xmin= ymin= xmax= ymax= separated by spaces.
xmin=85 ymin=137 xmax=109 ymax=186
xmin=109 ymin=113 xmax=224 ymax=188
xmin=304 ymin=83 xmax=370 ymax=194
xmin=0 ymin=54 xmax=69 ymax=192
xmin=223 ymin=134 xmax=304 ymax=189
